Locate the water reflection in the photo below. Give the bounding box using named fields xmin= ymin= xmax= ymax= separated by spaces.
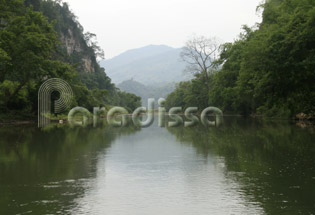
xmin=0 ymin=124 xmax=140 ymax=214
xmin=167 ymin=118 xmax=315 ymax=214
xmin=0 ymin=118 xmax=314 ymax=214
xmin=71 ymin=122 xmax=263 ymax=215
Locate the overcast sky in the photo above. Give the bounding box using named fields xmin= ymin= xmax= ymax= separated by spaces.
xmin=63 ymin=0 xmax=263 ymax=59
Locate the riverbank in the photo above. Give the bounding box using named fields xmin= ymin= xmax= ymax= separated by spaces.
xmin=0 ymin=112 xmax=313 ymax=126
xmin=0 ymin=112 xmax=36 ymax=125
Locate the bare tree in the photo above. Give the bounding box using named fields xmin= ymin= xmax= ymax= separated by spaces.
xmin=180 ymin=35 xmax=221 ymax=90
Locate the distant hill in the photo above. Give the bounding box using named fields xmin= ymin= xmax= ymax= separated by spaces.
xmin=117 ymin=79 xmax=175 ymax=106
xmin=100 ymin=45 xmax=191 ymax=85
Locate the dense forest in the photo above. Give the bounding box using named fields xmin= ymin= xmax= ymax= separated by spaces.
xmin=166 ymin=0 xmax=315 ymax=118
xmin=0 ymin=0 xmax=141 ymax=119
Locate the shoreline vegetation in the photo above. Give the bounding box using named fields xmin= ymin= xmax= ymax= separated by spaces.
xmin=1 ymin=111 xmax=313 ymax=127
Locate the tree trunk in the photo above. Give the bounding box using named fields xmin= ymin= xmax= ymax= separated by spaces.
xmin=204 ymin=70 xmax=210 ymax=91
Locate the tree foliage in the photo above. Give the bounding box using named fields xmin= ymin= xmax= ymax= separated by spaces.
xmin=166 ymin=0 xmax=315 ymax=118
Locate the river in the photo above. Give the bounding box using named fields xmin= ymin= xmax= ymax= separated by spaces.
xmin=0 ymin=118 xmax=314 ymax=214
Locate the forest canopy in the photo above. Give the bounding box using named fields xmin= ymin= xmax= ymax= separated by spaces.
xmin=166 ymin=0 xmax=315 ymax=118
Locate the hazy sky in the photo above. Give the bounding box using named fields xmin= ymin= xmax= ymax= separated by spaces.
xmin=64 ymin=0 xmax=263 ymax=59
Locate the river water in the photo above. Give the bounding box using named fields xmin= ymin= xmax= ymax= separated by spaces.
xmin=0 ymin=118 xmax=314 ymax=214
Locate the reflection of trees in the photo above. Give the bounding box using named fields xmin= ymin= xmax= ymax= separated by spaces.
xmin=167 ymin=118 xmax=315 ymax=215
xmin=0 ymin=125 xmax=140 ymax=215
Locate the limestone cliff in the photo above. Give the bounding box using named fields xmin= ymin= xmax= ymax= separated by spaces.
xmin=41 ymin=0 xmax=97 ymax=74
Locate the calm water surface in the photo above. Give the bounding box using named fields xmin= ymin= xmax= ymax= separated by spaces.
xmin=0 ymin=118 xmax=314 ymax=215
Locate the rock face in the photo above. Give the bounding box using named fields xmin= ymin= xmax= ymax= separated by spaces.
xmin=60 ymin=29 xmax=94 ymax=73
xmin=61 ymin=29 xmax=82 ymax=54
xmin=82 ymin=57 xmax=93 ymax=73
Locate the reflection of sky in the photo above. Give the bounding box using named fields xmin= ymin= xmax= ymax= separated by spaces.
xmin=73 ymin=124 xmax=264 ymax=215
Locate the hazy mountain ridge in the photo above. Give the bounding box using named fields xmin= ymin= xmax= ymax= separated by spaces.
xmin=102 ymin=45 xmax=174 ymax=70
xmin=100 ymin=45 xmax=191 ymax=85
xmin=118 ymin=79 xmax=175 ymax=106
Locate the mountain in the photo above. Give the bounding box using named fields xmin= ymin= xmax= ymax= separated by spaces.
xmin=100 ymin=45 xmax=191 ymax=85
xmin=117 ymin=80 xmax=175 ymax=106
xmin=102 ymin=45 xmax=173 ymax=71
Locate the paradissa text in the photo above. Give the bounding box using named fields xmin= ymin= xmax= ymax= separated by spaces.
xmin=68 ymin=98 xmax=223 ymax=128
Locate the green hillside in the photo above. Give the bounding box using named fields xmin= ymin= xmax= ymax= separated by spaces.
xmin=0 ymin=0 xmax=141 ymax=118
